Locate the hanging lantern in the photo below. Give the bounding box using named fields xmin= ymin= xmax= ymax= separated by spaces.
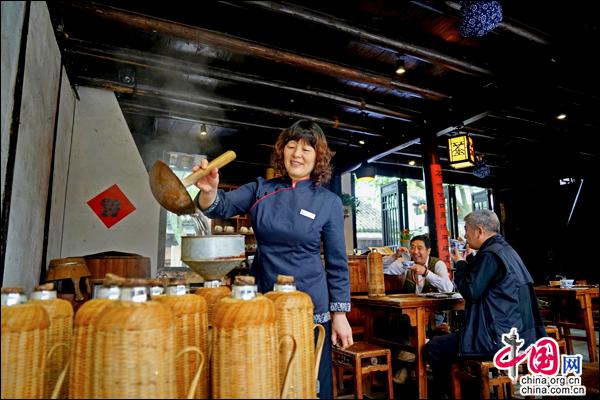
xmin=448 ymin=133 xmax=475 ymax=169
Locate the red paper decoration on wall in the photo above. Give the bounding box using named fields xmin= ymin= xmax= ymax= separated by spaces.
xmin=87 ymin=184 xmax=136 ymax=228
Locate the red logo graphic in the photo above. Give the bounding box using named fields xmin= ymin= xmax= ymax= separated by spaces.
xmin=493 ymin=327 xmax=560 ymax=381
xmin=87 ymin=184 xmax=136 ymax=228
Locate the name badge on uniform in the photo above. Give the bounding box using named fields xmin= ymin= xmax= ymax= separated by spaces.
xmin=300 ymin=209 xmax=316 ymax=220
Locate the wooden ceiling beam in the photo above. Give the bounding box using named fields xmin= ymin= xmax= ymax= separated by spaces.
xmin=62 ymin=0 xmax=448 ymax=100
xmin=119 ymin=99 xmax=372 ymax=149
xmin=65 ymin=38 xmax=419 ymax=122
xmin=242 ymin=1 xmax=493 ymax=76
xmin=366 ymin=111 xmax=491 ymax=163
xmin=76 ymin=76 xmax=384 ymax=137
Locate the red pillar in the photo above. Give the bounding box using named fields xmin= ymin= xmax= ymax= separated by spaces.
xmin=421 ymin=130 xmax=451 ymax=271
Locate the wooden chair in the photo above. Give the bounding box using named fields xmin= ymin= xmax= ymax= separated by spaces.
xmin=451 ymin=359 xmax=514 ymax=399
xmin=332 ymin=342 xmax=394 ymax=399
xmin=545 ymin=325 xmax=568 ymax=355
xmin=582 ymin=363 xmax=599 ymax=396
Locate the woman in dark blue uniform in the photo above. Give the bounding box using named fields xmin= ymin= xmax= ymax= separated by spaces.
xmin=193 ymin=120 xmax=353 ymax=398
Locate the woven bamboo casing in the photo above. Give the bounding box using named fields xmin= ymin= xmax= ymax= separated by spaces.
xmin=265 ymin=275 xmax=316 ymax=399
xmin=68 ymin=298 xmax=113 ymax=399
xmin=93 ymin=298 xmax=177 ymax=398
xmin=212 ymin=279 xmax=279 ymax=398
xmin=194 ymin=285 xmax=231 ymax=326
xmin=1 ymin=301 xmax=50 ymax=399
xmin=367 ymin=252 xmax=385 ymax=297
xmin=155 ymin=285 xmax=209 ymax=399
xmin=29 ymin=285 xmax=74 ymax=399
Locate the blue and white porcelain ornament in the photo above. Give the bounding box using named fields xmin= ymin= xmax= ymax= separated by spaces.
xmin=459 ymin=1 xmax=503 ymax=38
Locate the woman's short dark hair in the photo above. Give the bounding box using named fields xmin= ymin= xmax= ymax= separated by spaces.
xmin=271 ymin=120 xmax=334 ymax=186
xmin=410 ymin=234 xmax=431 ymax=249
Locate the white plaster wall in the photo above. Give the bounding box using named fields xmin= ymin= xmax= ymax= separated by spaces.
xmin=61 ymin=87 xmax=159 ymax=276
xmin=3 ymin=2 xmax=61 ymax=290
xmin=46 ymin=68 xmax=75 ymax=262
xmin=1 ymin=1 xmax=25 ymax=207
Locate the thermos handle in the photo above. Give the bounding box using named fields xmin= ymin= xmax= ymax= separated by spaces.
xmin=46 ymin=342 xmax=71 ymax=399
xmin=278 ymin=335 xmax=297 ymax=399
xmin=313 ymin=324 xmax=326 ymax=381
xmin=175 ymin=346 xmax=205 ymax=400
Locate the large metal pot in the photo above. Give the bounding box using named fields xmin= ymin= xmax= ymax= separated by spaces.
xmin=181 ymin=235 xmax=245 ymax=281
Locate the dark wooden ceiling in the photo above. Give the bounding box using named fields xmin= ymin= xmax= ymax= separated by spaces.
xmin=47 ymin=1 xmax=600 ymax=187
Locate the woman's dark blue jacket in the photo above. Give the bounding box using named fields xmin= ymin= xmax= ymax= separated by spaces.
xmin=201 ymin=176 xmax=351 ymax=323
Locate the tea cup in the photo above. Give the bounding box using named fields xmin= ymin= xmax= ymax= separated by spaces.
xmin=560 ymin=279 xmax=574 ymax=289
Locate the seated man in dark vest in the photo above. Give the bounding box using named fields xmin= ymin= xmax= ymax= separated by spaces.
xmin=425 ymin=209 xmax=546 ymax=398
xmin=381 ymin=234 xmax=454 ymax=367
xmin=383 ymin=234 xmax=454 ymax=295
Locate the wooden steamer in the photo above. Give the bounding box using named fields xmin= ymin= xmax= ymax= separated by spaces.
xmin=68 ymin=275 xmax=121 ymax=399
xmin=29 ymin=283 xmax=73 ymax=399
xmin=155 ymin=279 xmax=209 ymax=399
xmin=1 ymin=288 xmax=50 ymax=399
xmin=265 ymin=275 xmax=326 ymax=399
xmin=93 ymin=279 xmax=203 ymax=399
xmin=212 ymin=276 xmax=293 ymax=398
xmin=46 ymin=257 xmax=92 ymax=312
xmin=84 ymin=251 xmax=151 ymax=279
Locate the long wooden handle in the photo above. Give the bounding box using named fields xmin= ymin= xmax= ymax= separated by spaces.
xmin=181 ymin=150 xmax=236 ymax=187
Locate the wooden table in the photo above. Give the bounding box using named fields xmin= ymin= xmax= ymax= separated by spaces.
xmin=534 ymin=285 xmax=599 ymax=362
xmin=351 ymin=293 xmax=465 ymax=399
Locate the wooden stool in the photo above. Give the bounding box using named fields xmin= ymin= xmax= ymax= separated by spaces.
xmin=332 ymin=342 xmax=393 ymax=399
xmin=451 ymin=359 xmax=514 ymax=399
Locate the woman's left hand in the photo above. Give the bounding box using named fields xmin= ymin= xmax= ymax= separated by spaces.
xmin=331 ymin=312 xmax=354 ymax=349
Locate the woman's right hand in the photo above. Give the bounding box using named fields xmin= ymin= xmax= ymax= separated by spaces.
xmin=193 ymin=158 xmax=220 ymax=209
xmin=193 ymin=158 xmax=220 ymax=193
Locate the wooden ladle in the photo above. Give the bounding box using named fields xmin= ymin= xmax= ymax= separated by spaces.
xmin=149 ymin=151 xmax=236 ymax=215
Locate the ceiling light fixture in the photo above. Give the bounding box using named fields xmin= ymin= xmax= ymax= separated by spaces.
xmin=118 ymin=68 xmax=136 ymax=85
xmin=355 ymin=162 xmax=376 ymax=182
xmin=359 ymin=140 xmax=365 ymax=145
xmin=408 ymin=160 xmax=416 ymax=166
xmin=395 ymin=58 xmax=406 ymax=75
xmin=200 ymin=123 xmax=208 ymax=136
xmin=556 ymin=113 xmax=567 ymax=120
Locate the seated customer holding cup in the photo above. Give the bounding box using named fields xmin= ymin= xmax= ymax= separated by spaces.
xmin=381 ymin=234 xmax=454 ymax=351
xmin=382 ymin=234 xmax=454 ymax=295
